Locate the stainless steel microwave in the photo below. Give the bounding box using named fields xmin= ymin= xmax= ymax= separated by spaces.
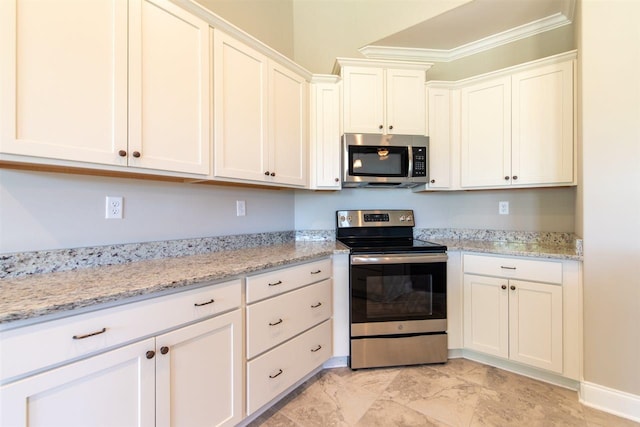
xmin=342 ymin=133 xmax=428 ymax=188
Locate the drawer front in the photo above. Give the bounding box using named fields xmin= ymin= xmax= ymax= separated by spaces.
xmin=246 ymin=279 xmax=332 ymax=359
xmin=246 ymin=258 xmax=331 ymax=303
xmin=463 ymin=254 xmax=562 ymax=284
xmin=246 ymin=319 xmax=332 ymax=415
xmin=0 ymin=279 xmax=241 ymax=383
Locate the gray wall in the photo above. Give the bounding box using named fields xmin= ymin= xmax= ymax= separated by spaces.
xmin=295 ymin=187 xmax=576 ymax=232
xmin=580 ymin=0 xmax=640 ymax=396
xmin=0 ymin=170 xmax=295 ymax=253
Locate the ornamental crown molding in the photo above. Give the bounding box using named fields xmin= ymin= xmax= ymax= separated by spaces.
xmin=359 ymin=12 xmax=572 ymax=63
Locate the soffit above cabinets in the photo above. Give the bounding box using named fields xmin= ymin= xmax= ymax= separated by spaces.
xmin=360 ymin=0 xmax=576 ymax=62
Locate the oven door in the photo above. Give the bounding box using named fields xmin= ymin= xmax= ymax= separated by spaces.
xmin=350 ymin=253 xmax=447 ymax=337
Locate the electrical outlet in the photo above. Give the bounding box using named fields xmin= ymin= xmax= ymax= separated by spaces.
xmin=236 ymin=200 xmax=246 ymax=217
xmin=106 ymin=196 xmax=123 ymax=219
xmin=499 ymin=201 xmax=509 ymax=215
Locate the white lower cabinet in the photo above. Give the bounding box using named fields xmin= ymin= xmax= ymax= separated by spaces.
xmin=0 ymin=280 xmax=242 ymax=427
xmin=1 ymin=338 xmax=156 ymax=427
xmin=245 ymin=258 xmax=333 ymax=415
xmin=155 ymin=310 xmax=242 ymax=427
xmin=247 ymin=319 xmax=332 ymax=414
xmin=463 ymin=254 xmax=565 ymax=374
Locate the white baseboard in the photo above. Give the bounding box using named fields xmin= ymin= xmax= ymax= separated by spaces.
xmin=323 ymin=356 xmax=348 ymax=368
xmin=580 ymin=381 xmax=640 ymax=423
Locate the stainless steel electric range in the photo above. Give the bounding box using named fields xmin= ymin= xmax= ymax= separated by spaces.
xmin=336 ymin=209 xmax=448 ymax=369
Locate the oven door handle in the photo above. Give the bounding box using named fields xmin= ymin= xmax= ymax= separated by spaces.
xmin=351 ymin=253 xmax=448 ymax=265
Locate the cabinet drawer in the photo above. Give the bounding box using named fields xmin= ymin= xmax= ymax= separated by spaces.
xmin=0 ymin=279 xmax=241 ymax=383
xmin=246 ymin=319 xmax=332 ymax=415
xmin=246 ymin=279 xmax=332 ymax=359
xmin=246 ymin=258 xmax=331 ymax=303
xmin=463 ymin=254 xmax=562 ymax=284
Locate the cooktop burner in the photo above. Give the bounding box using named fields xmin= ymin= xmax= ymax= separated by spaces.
xmin=336 ymin=209 xmax=447 ymax=253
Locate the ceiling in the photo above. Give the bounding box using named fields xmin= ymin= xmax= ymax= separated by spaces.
xmin=360 ymin=0 xmax=576 ymax=62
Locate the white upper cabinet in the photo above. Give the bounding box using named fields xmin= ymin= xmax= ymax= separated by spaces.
xmin=309 ymin=76 xmax=342 ymax=190
xmin=460 ymin=57 xmax=575 ymax=189
xmin=337 ymin=59 xmax=429 ymax=135
xmin=511 ymin=61 xmax=574 ymax=185
xmin=461 ymin=76 xmax=512 ymax=188
xmin=128 ymin=0 xmax=211 ymax=175
xmin=0 ymin=0 xmax=211 ymax=176
xmin=213 ymin=30 xmax=308 ymax=187
xmin=0 ymin=0 xmax=128 ymax=165
xmin=426 ymin=86 xmax=454 ymax=189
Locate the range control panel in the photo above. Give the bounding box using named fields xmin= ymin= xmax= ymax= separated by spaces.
xmin=337 ymin=210 xmax=415 ymax=228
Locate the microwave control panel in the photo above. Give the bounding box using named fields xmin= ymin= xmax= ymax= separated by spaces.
xmin=412 ymin=147 xmax=427 ymax=177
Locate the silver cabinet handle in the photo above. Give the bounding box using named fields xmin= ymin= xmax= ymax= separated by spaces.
xmin=311 ymin=345 xmax=322 ymax=353
xmin=268 ymin=280 xmax=283 ymax=287
xmin=311 ymin=302 xmax=322 ymax=308
xmin=194 ymin=298 xmax=215 ymax=307
xmin=73 ymin=327 xmax=107 ymax=340
xmin=269 ymin=318 xmax=283 ymax=326
xmin=269 ymin=369 xmax=283 ymax=379
xmin=310 ymin=270 xmax=322 ymax=275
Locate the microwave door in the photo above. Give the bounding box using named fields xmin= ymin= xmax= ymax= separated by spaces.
xmin=348 ymin=146 xmax=408 ymax=177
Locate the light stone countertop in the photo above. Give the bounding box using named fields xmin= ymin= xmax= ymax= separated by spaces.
xmin=0 ymin=241 xmax=348 ymax=326
xmin=0 ymin=232 xmax=581 ymax=327
xmin=432 ymin=238 xmax=583 ymax=261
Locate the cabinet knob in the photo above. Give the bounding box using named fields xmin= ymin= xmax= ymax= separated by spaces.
xmin=501 ymin=284 xmax=507 ymax=290
xmin=430 ymin=179 xmax=436 ymax=184
xmin=379 ymin=125 xmax=384 ymax=130
xmin=146 ymin=350 xmax=155 ymax=359
xmin=335 ymin=178 xmax=339 ymax=182
xmin=132 ymin=151 xmax=141 ymax=158
xmin=160 ymin=346 xmax=169 ymax=355
xmin=118 ymin=150 xmax=127 ymax=157
xmin=265 ymin=171 xmax=270 ymax=176
xmin=510 ymin=285 xmax=516 ymax=291
xmin=270 ymin=172 xmax=276 ymax=177
xmin=512 ymin=175 xmax=518 ymax=180
xmin=389 ymin=125 xmax=393 ymax=130
xmin=504 ymin=176 xmax=510 ymax=181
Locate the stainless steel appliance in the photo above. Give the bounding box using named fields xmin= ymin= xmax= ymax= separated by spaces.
xmin=337 ymin=209 xmax=448 ymax=369
xmin=342 ymin=133 xmax=428 ymax=188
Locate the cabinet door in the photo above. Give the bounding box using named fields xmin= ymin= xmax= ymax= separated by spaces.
xmin=509 ymin=280 xmax=563 ymax=373
xmin=386 ymin=69 xmax=426 ymax=135
xmin=155 ymin=310 xmax=242 ymax=427
xmin=128 ymin=0 xmax=210 ymax=175
xmin=213 ymin=31 xmax=268 ymax=182
xmin=0 ymin=339 xmax=155 ymax=427
xmin=309 ymin=80 xmax=341 ymax=189
xmin=511 ymin=61 xmax=574 ymax=185
xmin=426 ymin=87 xmax=451 ymax=188
xmin=269 ymin=63 xmax=308 ymax=186
xmin=463 ymin=274 xmax=509 ymax=358
xmin=460 ymin=76 xmax=512 ymax=188
xmin=0 ymin=0 xmax=127 ymax=164
xmin=342 ymin=66 xmax=385 ymax=134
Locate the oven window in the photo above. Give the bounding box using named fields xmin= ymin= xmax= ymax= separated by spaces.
xmin=351 ymin=262 xmax=446 ymax=323
xmin=348 ymin=145 xmax=408 ymax=177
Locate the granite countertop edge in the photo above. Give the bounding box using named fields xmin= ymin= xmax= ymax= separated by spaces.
xmin=435 ymin=238 xmax=583 ymax=261
xmin=0 ymin=237 xmax=581 ymax=327
xmin=0 ymin=241 xmax=348 ymax=326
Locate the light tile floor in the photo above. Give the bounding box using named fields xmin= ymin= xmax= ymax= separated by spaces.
xmin=248 ymin=358 xmax=639 ymax=427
